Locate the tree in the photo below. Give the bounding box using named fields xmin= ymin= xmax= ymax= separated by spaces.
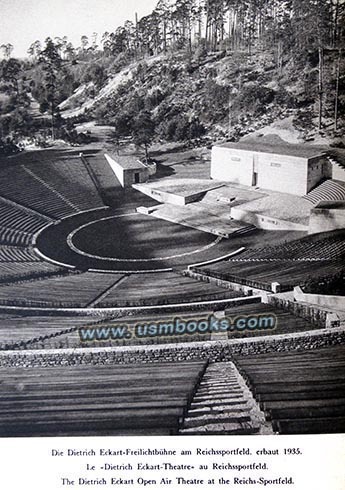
xmin=27 ymin=40 xmax=42 ymax=60
xmin=91 ymin=32 xmax=98 ymax=50
xmin=83 ymin=63 xmax=107 ymax=88
xmin=81 ymin=35 xmax=89 ymax=51
xmin=101 ymin=32 xmax=111 ymax=55
xmin=155 ymin=0 xmax=173 ymax=54
xmin=0 ymin=43 xmax=14 ymax=59
xmin=38 ymin=38 xmax=63 ymax=139
xmin=131 ymin=110 xmax=155 ymax=161
xmin=0 ymin=102 xmax=33 ymax=143
xmin=64 ymin=42 xmax=76 ymax=61
xmin=0 ymin=58 xmax=21 ymax=96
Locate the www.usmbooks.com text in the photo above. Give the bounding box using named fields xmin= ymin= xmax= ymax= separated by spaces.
xmin=78 ymin=313 xmax=277 ymax=342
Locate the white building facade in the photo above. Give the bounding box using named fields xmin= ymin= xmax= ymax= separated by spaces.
xmin=104 ymin=153 xmax=150 ymax=188
xmin=211 ymin=143 xmax=330 ymax=196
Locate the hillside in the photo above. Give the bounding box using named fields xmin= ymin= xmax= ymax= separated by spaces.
xmin=0 ymin=0 xmax=344 ymax=152
xmin=58 ymin=48 xmax=344 ymax=147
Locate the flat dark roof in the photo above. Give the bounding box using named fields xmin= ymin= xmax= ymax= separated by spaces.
xmin=216 ymin=142 xmax=325 ymax=159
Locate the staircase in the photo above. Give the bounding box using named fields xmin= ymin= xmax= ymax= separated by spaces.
xmin=179 ymin=362 xmax=271 ymax=435
xmin=303 ymin=179 xmax=345 ymax=205
xmin=327 ymin=154 xmax=345 ymax=170
xmin=231 ymin=224 xmax=257 ymax=236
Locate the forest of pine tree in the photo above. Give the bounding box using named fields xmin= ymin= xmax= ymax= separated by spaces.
xmin=0 ymin=0 xmax=344 ymax=151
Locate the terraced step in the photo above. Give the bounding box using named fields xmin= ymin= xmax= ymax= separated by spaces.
xmin=327 ymin=155 xmax=345 ymax=170
xmin=210 ymin=331 xmax=229 ymax=341
xmin=234 ymin=345 xmax=345 ymax=435
xmin=198 ymin=381 xmax=238 ymax=394
xmin=198 ymin=378 xmax=239 ymax=385
xmin=188 ymin=403 xmax=250 ymax=416
xmin=195 ymin=392 xmax=242 ymax=400
xmin=274 ymin=417 xmax=345 ymax=435
xmin=180 ymin=421 xmax=259 ymax=435
xmin=184 ymin=413 xmax=251 ymax=428
xmin=190 ymin=397 xmax=248 ymax=408
xmin=197 ymin=384 xmax=241 ymax=392
xmin=197 ymin=384 xmax=240 ymax=392
xmin=0 ymin=360 xmax=207 ymax=437
xmin=179 ymin=362 xmax=271 ymax=435
xmin=303 ymin=179 xmax=345 ymax=205
xmin=193 ymin=392 xmax=243 ymax=402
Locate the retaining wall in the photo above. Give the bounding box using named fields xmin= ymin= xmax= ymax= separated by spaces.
xmin=294 ymin=286 xmax=345 ymax=312
xmin=1 ymin=328 xmax=344 ymax=367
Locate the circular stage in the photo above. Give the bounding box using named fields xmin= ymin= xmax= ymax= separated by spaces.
xmin=69 ymin=213 xmax=219 ymax=262
xmin=35 ymin=208 xmax=232 ymax=273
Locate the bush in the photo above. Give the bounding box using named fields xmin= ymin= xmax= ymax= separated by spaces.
xmin=292 ymin=109 xmax=314 ymax=131
xmin=82 ymin=63 xmax=107 ymax=89
xmin=145 ymin=88 xmax=167 ymax=110
xmin=157 ymin=114 xmax=205 ymax=142
xmin=231 ymin=82 xmax=275 ymax=116
xmin=0 ymin=139 xmax=21 ymax=155
xmin=109 ymin=52 xmax=130 ymax=74
xmin=275 ymin=86 xmax=296 ymax=108
xmin=158 ymin=118 xmax=178 ymax=141
xmin=203 ymin=80 xmax=230 ymax=122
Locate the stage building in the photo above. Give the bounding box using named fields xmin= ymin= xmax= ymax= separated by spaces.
xmin=104 ymin=153 xmax=152 ymax=188
xmin=210 ymin=142 xmax=331 ymax=196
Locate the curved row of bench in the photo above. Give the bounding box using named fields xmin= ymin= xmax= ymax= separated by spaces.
xmin=0 ymin=337 xmax=344 ymax=435
xmin=0 ymin=269 xmax=241 ymax=309
xmin=303 ymin=179 xmax=345 ymax=205
xmin=0 ymin=156 xmax=104 ymax=220
xmin=230 ymin=232 xmax=345 ymax=261
xmin=197 ymin=259 xmax=344 ymax=292
xmin=0 ymin=298 xmax=323 ymax=352
xmin=0 ymin=360 xmax=208 ymax=436
xmin=0 ymin=246 xmax=41 ymax=262
xmin=234 ymin=344 xmax=345 ymax=434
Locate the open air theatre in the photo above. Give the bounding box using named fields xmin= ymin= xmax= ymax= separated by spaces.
xmin=0 ymin=140 xmax=344 ymax=436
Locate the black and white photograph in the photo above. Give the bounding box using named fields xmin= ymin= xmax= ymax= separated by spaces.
xmin=0 ymin=1 xmax=344 ymax=481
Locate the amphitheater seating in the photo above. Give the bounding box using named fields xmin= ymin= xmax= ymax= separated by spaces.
xmin=27 ymin=157 xmax=104 ymax=211
xmin=193 ymin=229 xmax=345 ymax=291
xmin=0 ymin=246 xmax=41 ymax=262
xmin=224 ymin=302 xmax=318 ymax=339
xmin=229 ymin=229 xmax=345 ymax=261
xmin=303 ymin=179 xmax=345 ymax=205
xmin=0 ymin=262 xmax=67 ymax=284
xmin=0 ymin=272 xmax=125 ymax=307
xmin=0 ymin=157 xmax=104 ymax=219
xmin=99 ymin=271 xmax=241 ymax=307
xmin=0 ymin=313 xmax=118 ymax=349
xmin=24 ymin=299 xmax=321 ymax=351
xmin=0 ymin=226 xmax=32 ymax=247
xmin=0 ymin=267 xmax=240 ymax=347
xmin=0 ymin=198 xmax=51 ymax=246
xmin=234 ymin=344 xmax=345 ymax=434
xmin=0 ymin=165 xmax=76 ymax=218
xmin=0 ymin=360 xmax=207 ymax=436
xmin=197 ymin=259 xmax=343 ymax=291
